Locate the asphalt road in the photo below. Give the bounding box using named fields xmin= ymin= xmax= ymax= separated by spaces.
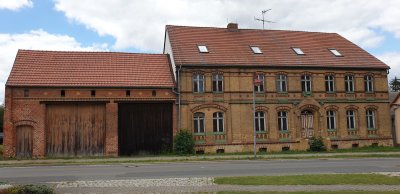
xmin=0 ymin=158 xmax=399 ymax=184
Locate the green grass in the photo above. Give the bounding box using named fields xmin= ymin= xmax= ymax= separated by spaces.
xmin=217 ymin=192 xmax=400 ymax=194
xmin=214 ymin=174 xmax=400 ymax=185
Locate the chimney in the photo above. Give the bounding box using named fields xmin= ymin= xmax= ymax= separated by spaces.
xmin=227 ymin=23 xmax=238 ymax=31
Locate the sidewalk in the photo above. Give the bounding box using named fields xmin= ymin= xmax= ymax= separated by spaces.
xmin=1 ymin=151 xmax=400 ymax=166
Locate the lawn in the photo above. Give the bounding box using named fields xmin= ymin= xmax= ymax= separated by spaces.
xmin=214 ymin=174 xmax=400 ymax=185
xmin=217 ymin=192 xmax=400 ymax=194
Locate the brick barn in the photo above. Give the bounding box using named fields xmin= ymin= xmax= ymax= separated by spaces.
xmin=3 ymin=50 xmax=176 ymax=157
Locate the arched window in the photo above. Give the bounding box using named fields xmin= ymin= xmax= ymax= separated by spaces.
xmin=278 ymin=111 xmax=288 ymax=131
xmin=345 ymin=75 xmax=354 ymax=92
xmin=326 ymin=110 xmax=336 ymax=130
xmin=325 ymin=75 xmax=335 ymax=93
xmin=193 ymin=112 xmax=205 ymax=133
xmin=213 ymin=112 xmax=224 ymax=132
xmin=212 ymin=73 xmax=223 ymax=92
xmin=255 ymin=111 xmax=266 ymax=131
xmin=366 ymin=109 xmax=376 ymax=129
xmin=301 ymin=75 xmax=312 ymax=92
xmin=364 ymin=75 xmax=374 ymax=92
xmin=193 ymin=74 xmax=204 ymax=93
xmin=346 ymin=110 xmax=356 ymax=129
xmin=276 ymin=74 xmax=287 ymax=93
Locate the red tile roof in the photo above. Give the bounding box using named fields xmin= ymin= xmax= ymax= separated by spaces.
xmin=166 ymin=25 xmax=389 ymax=69
xmin=7 ymin=50 xmax=175 ymax=87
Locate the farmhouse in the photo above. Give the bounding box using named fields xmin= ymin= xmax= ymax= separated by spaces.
xmin=3 ymin=50 xmax=176 ymax=157
xmin=163 ymin=23 xmax=393 ymax=153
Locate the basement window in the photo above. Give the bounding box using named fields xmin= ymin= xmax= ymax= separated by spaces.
xmin=329 ymin=49 xmax=343 ymax=57
xmin=126 ymin=90 xmax=131 ymax=97
xmin=250 ymin=46 xmax=263 ymax=54
xmin=292 ymin=47 xmax=305 ymax=55
xmin=61 ymin=90 xmax=65 ymax=97
xmin=198 ymin=45 xmax=208 ymax=53
xmin=91 ymin=90 xmax=96 ymax=97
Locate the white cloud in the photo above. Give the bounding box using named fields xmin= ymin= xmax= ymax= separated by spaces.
xmin=0 ymin=29 xmax=107 ymax=103
xmin=378 ymin=52 xmax=400 ymax=79
xmin=53 ymin=0 xmax=400 ymax=52
xmin=0 ymin=0 xmax=32 ymax=10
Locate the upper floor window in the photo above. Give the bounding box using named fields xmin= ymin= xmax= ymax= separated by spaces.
xmin=301 ymin=75 xmax=312 ymax=92
xmin=61 ymin=90 xmax=66 ymax=97
xmin=212 ymin=74 xmax=223 ymax=93
xmin=193 ymin=74 xmax=204 ymax=93
xmin=364 ymin=75 xmax=374 ymax=92
xmin=23 ymin=89 xmax=29 ymax=97
xmin=366 ymin=109 xmax=376 ymax=129
xmin=329 ymin=49 xmax=343 ymax=57
xmin=91 ymin=90 xmax=96 ymax=97
xmin=346 ymin=110 xmax=356 ymax=129
xmin=254 ymin=74 xmax=265 ymax=92
xmin=326 ymin=110 xmax=336 ymax=130
xmin=292 ymin=47 xmax=305 ymax=55
xmin=325 ymin=75 xmax=335 ymax=93
xmin=345 ymin=75 xmax=354 ymax=92
xmin=250 ymin=46 xmax=263 ymax=54
xmin=278 ymin=111 xmax=288 ymax=131
xmin=255 ymin=111 xmax=266 ymax=132
xmin=198 ymin=45 xmax=208 ymax=53
xmin=193 ymin=112 xmax=205 ymax=133
xmin=276 ymin=74 xmax=287 ymax=93
xmin=213 ymin=112 xmax=224 ymax=132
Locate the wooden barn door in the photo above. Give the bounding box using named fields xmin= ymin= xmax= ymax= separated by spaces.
xmin=46 ymin=103 xmax=106 ymax=157
xmin=118 ymin=103 xmax=172 ymax=155
xmin=16 ymin=125 xmax=33 ymax=158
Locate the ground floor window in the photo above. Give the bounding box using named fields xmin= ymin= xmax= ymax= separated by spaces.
xmin=213 ymin=112 xmax=224 ymax=132
xmin=346 ymin=110 xmax=356 ymax=129
xmin=326 ymin=110 xmax=336 ymax=130
xmin=194 ymin=112 xmax=205 ymax=133
xmin=278 ymin=111 xmax=288 ymax=131
xmin=255 ymin=111 xmax=266 ymax=131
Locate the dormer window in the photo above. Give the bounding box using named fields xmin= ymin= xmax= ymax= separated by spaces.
xmin=292 ymin=47 xmax=305 ymax=55
xmin=329 ymin=49 xmax=343 ymax=57
xmin=250 ymin=46 xmax=262 ymax=54
xmin=198 ymin=45 xmax=208 ymax=53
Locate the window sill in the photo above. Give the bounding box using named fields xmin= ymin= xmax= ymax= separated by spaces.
xmin=347 ymin=128 xmax=358 ymax=131
xmin=327 ymin=129 xmax=337 ymax=132
xmin=212 ymin=132 xmax=225 ymax=135
xmin=193 ymin=133 xmax=205 ymax=136
xmin=367 ymin=128 xmax=377 ymax=131
xmin=256 ymin=130 xmax=267 ymax=134
xmin=279 ymin=130 xmax=289 ymax=133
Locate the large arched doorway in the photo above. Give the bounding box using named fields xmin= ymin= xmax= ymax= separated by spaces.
xmin=300 ymin=110 xmax=314 ymax=138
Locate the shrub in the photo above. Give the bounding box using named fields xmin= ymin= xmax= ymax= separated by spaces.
xmin=308 ymin=136 xmax=326 ymax=152
xmin=2 ymin=184 xmax=54 ymax=194
xmin=173 ymin=129 xmax=195 ymax=155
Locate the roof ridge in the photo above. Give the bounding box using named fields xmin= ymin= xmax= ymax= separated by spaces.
xmin=18 ymin=49 xmax=166 ymax=56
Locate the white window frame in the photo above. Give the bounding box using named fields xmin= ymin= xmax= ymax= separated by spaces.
xmin=292 ymin=47 xmax=305 ymax=55
xmin=301 ymin=75 xmax=312 ymax=93
xmin=198 ymin=45 xmax=208 ymax=53
xmin=325 ymin=75 xmax=335 ymax=93
xmin=278 ymin=111 xmax=288 ymax=131
xmin=255 ymin=111 xmax=266 ymax=132
xmin=193 ymin=74 xmax=204 ymax=93
xmin=326 ymin=110 xmax=336 ymax=130
xmin=329 ymin=49 xmax=343 ymax=57
xmin=345 ymin=75 xmax=354 ymax=93
xmin=213 ymin=112 xmax=224 ymax=133
xmin=346 ymin=110 xmax=356 ymax=129
xmin=250 ymin=46 xmax=263 ymax=54
xmin=193 ymin=112 xmax=205 ymax=133
xmin=212 ymin=74 xmax=223 ymax=93
xmin=276 ymin=74 xmax=287 ymax=93
xmin=364 ymin=75 xmax=374 ymax=92
xmin=366 ymin=109 xmax=376 ymax=129
xmin=254 ymin=74 xmax=265 ymax=92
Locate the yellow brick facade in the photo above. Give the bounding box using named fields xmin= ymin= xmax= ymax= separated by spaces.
xmin=178 ymin=67 xmax=393 ymax=153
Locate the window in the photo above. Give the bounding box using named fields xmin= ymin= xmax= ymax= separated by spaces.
xmin=366 ymin=109 xmax=376 ymax=129
xmin=193 ymin=74 xmax=204 ymax=93
xmin=255 ymin=111 xmax=266 ymax=131
xmin=278 ymin=111 xmax=288 ymax=131
xmin=152 ymin=90 xmax=156 ymax=96
xmin=345 ymin=75 xmax=354 ymax=92
xmin=254 ymin=74 xmax=265 ymax=92
xmin=212 ymin=74 xmax=223 ymax=93
xmin=301 ymin=75 xmax=312 ymax=92
xmin=126 ymin=90 xmax=131 ymax=97
xmin=91 ymin=90 xmax=96 ymax=97
xmin=250 ymin=46 xmax=262 ymax=54
xmin=193 ymin=112 xmax=205 ymax=133
xmin=198 ymin=45 xmax=208 ymax=53
xmin=364 ymin=75 xmax=374 ymax=92
xmin=329 ymin=49 xmax=343 ymax=57
xmin=276 ymin=74 xmax=287 ymax=93
xmin=346 ymin=110 xmax=356 ymax=129
xmin=325 ymin=75 xmax=335 ymax=93
xmin=61 ymin=90 xmax=65 ymax=97
xmin=292 ymin=47 xmax=305 ymax=55
xmin=213 ymin=112 xmax=224 ymax=132
xmin=326 ymin=110 xmax=336 ymax=130
xmin=23 ymin=89 xmax=29 ymax=97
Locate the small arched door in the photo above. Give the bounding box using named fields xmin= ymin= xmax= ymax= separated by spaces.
xmin=16 ymin=125 xmax=33 ymax=158
xmin=301 ymin=110 xmax=314 ymax=138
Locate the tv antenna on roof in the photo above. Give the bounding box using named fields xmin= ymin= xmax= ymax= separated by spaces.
xmin=254 ymin=9 xmax=275 ymax=30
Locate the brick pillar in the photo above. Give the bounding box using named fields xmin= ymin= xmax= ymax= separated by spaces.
xmin=105 ymin=101 xmax=118 ymax=156
xmin=32 ymin=103 xmax=46 ymax=158
xmin=3 ymin=87 xmax=14 ymax=157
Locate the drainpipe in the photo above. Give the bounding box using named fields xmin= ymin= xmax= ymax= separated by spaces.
xmin=171 ymin=65 xmax=182 ymax=131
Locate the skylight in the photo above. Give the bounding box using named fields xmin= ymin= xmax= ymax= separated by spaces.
xmin=250 ymin=46 xmax=263 ymax=54
xmin=329 ymin=49 xmax=343 ymax=57
xmin=292 ymin=47 xmax=305 ymax=55
xmin=198 ymin=45 xmax=208 ymax=53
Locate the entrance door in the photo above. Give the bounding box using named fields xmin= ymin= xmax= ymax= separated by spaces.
xmin=16 ymin=125 xmax=33 ymax=158
xmin=118 ymin=103 xmax=173 ymax=155
xmin=301 ymin=110 xmax=314 ymax=138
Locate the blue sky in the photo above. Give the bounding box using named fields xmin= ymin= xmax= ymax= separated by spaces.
xmin=0 ymin=0 xmax=400 ymax=102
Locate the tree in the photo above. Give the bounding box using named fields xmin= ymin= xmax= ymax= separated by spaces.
xmin=173 ymin=129 xmax=195 ymax=155
xmin=390 ymin=76 xmax=400 ymax=92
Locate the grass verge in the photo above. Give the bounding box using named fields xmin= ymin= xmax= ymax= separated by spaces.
xmin=217 ymin=192 xmax=400 ymax=194
xmin=214 ymin=174 xmax=400 ymax=185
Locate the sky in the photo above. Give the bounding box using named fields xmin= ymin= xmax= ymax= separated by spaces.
xmin=0 ymin=0 xmax=400 ymax=103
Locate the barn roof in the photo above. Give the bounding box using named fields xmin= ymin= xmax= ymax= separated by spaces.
xmin=6 ymin=50 xmax=175 ymax=88
xmin=165 ymin=24 xmax=389 ymax=69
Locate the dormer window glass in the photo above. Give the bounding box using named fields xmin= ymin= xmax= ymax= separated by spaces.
xmin=250 ymin=46 xmax=262 ymax=54
xmin=292 ymin=47 xmax=305 ymax=55
xmin=198 ymin=45 xmax=208 ymax=53
xmin=329 ymin=49 xmax=343 ymax=57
